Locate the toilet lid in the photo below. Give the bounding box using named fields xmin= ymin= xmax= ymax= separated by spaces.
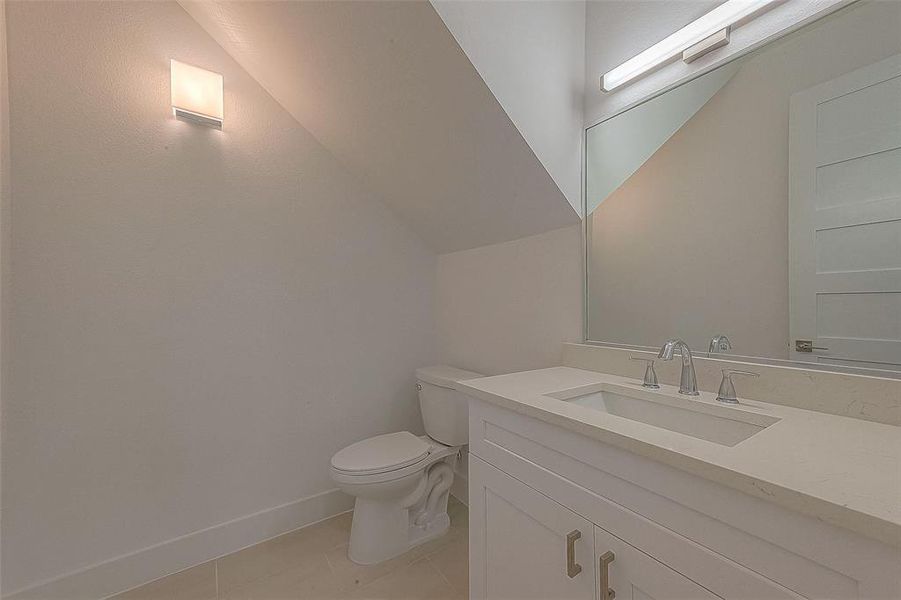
xmin=331 ymin=432 xmax=430 ymax=475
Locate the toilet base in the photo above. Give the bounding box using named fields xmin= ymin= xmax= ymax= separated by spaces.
xmin=347 ymin=470 xmax=454 ymax=565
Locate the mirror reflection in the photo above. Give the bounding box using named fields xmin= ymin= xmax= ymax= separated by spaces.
xmin=585 ymin=1 xmax=901 ymax=373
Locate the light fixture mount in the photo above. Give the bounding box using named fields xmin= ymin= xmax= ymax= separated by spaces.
xmin=683 ymin=27 xmax=731 ymax=64
xmin=172 ymin=107 xmax=223 ymax=129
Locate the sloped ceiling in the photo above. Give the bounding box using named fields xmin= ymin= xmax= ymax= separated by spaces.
xmin=179 ymin=0 xmax=580 ymax=253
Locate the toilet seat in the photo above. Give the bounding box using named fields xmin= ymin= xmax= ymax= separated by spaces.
xmin=331 ymin=431 xmax=430 ymax=476
xmin=330 ymin=432 xmax=458 ymax=485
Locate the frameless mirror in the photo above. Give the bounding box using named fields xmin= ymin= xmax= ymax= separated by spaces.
xmin=585 ymin=1 xmax=901 ymax=374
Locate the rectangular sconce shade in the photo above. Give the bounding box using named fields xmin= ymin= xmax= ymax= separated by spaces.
xmin=170 ymin=59 xmax=223 ymax=128
xmin=601 ymin=0 xmax=777 ymax=92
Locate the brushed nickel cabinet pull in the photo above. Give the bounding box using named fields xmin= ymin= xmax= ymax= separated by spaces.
xmin=566 ymin=530 xmax=582 ymax=578
xmin=600 ymin=550 xmax=616 ymax=600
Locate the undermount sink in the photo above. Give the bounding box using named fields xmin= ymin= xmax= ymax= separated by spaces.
xmin=547 ymin=383 xmax=780 ymax=447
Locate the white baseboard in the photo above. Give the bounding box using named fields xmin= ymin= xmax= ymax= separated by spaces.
xmin=450 ymin=471 xmax=468 ymax=506
xmin=5 ymin=489 xmax=354 ymax=600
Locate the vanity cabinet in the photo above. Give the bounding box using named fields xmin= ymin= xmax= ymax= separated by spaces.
xmin=470 ymin=456 xmax=721 ymax=600
xmin=594 ymin=524 xmax=719 ymax=600
xmin=469 ymin=457 xmax=595 ymax=600
xmin=468 ymin=398 xmax=900 ymax=600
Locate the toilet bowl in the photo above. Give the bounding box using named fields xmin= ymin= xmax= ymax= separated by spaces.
xmin=330 ymin=365 xmax=481 ymax=565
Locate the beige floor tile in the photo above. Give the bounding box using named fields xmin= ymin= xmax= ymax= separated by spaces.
xmin=109 ymin=562 xmax=217 ymax=600
xmin=220 ymin=562 xmax=353 ymax=600
xmin=351 ymin=558 xmax=460 ymax=600
xmin=325 ymin=543 xmax=421 ymax=591
xmin=409 ymin=507 xmax=468 ymax=560
xmin=427 ymin=536 xmax=468 ymax=595
xmin=217 ymin=515 xmax=346 ymax=593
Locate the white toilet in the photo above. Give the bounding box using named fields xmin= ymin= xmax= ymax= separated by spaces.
xmin=330 ymin=365 xmax=482 ymax=565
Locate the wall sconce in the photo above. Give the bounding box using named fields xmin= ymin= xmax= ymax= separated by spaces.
xmin=170 ymin=59 xmax=223 ymax=129
xmin=601 ymin=0 xmax=777 ymax=92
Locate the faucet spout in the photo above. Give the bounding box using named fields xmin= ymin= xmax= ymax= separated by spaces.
xmin=658 ymin=339 xmax=699 ymax=396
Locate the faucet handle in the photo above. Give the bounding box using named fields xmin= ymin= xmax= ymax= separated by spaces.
xmin=629 ymin=355 xmax=660 ymax=389
xmin=708 ymin=334 xmax=732 ymax=355
xmin=716 ymin=369 xmax=759 ymax=404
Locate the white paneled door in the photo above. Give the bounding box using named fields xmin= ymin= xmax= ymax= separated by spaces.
xmin=789 ymin=54 xmax=901 ymax=370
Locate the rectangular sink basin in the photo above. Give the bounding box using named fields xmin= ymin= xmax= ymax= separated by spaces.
xmin=547 ymin=384 xmax=780 ymax=447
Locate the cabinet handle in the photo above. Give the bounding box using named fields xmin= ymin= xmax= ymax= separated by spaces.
xmin=566 ymin=530 xmax=582 ymax=578
xmin=599 ymin=550 xmax=616 ymax=600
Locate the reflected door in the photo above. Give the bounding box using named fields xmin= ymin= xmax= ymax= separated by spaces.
xmin=789 ymin=54 xmax=901 ymax=370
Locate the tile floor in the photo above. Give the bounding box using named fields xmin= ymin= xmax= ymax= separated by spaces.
xmin=110 ymin=497 xmax=469 ymax=600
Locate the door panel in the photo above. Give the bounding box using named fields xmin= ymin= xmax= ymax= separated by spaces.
xmin=469 ymin=455 xmax=595 ymax=600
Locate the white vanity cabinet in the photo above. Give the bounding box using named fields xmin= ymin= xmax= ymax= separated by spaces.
xmin=469 ymin=457 xmax=596 ymax=600
xmin=470 ymin=456 xmax=721 ymax=600
xmin=468 ymin=398 xmax=901 ymax=600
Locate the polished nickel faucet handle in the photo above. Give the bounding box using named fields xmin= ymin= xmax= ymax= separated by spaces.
xmin=708 ymin=334 xmax=732 ymax=355
xmin=629 ymin=355 xmax=659 ymax=388
xmin=716 ymin=369 xmax=759 ymax=404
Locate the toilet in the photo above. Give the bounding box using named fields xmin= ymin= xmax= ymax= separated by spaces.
xmin=330 ymin=365 xmax=482 ymax=565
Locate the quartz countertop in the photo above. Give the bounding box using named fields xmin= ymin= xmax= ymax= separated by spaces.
xmin=457 ymin=367 xmax=901 ymax=549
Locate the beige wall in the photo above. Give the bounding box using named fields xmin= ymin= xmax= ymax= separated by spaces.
xmin=588 ymin=0 xmax=901 ymax=359
xmin=436 ymin=225 xmax=583 ymax=376
xmin=1 ymin=2 xmax=436 ymax=594
xmin=0 ymin=0 xmax=8 ymax=596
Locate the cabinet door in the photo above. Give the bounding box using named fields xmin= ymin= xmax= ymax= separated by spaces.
xmin=595 ymin=526 xmax=722 ymax=600
xmin=470 ymin=455 xmax=596 ymax=600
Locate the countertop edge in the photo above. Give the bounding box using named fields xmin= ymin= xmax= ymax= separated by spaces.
xmin=456 ymin=377 xmax=901 ymax=550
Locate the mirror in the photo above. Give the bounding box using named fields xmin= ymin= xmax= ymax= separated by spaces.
xmin=585 ymin=1 xmax=901 ymax=374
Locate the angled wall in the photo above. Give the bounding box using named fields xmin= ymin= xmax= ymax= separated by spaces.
xmin=181 ymin=0 xmax=579 ymax=253
xmin=432 ymin=0 xmax=586 ymax=216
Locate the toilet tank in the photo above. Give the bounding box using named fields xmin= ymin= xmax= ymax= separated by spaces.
xmin=415 ymin=365 xmax=483 ymax=446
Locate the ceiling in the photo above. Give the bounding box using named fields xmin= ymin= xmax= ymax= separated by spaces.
xmin=179 ymin=0 xmax=580 ymax=253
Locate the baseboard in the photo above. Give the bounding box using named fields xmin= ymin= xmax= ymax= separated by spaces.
xmin=5 ymin=489 xmax=354 ymax=600
xmin=450 ymin=471 xmax=468 ymax=506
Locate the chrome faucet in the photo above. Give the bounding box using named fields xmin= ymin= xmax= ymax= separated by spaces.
xmin=658 ymin=339 xmax=699 ymax=396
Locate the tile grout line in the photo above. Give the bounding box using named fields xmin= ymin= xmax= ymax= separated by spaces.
xmin=426 ymin=554 xmax=455 ymax=589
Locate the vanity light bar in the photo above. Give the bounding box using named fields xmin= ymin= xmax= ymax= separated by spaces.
xmin=601 ymin=0 xmax=778 ymax=92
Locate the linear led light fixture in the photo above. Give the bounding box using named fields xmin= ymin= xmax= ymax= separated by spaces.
xmin=601 ymin=0 xmax=778 ymax=92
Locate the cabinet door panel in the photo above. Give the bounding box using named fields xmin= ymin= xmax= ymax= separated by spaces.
xmin=470 ymin=455 xmax=595 ymax=600
xmin=595 ymin=526 xmax=722 ymax=600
